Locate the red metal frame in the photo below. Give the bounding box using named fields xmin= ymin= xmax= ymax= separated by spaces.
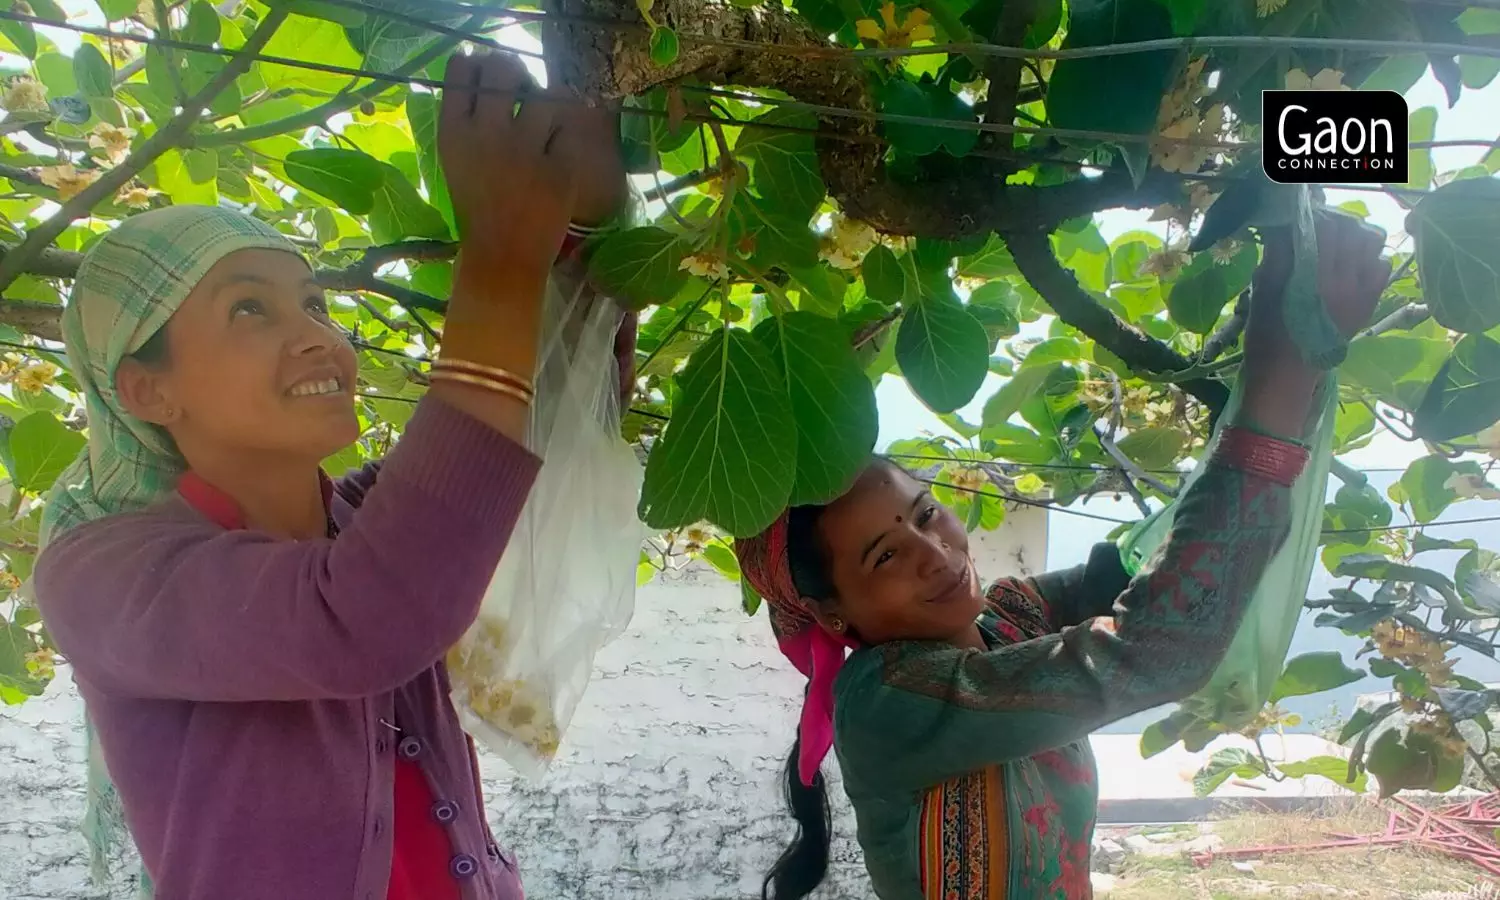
xmin=1188 ymin=791 xmax=1500 ymax=879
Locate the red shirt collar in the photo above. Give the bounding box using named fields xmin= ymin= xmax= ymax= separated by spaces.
xmin=177 ymin=470 xmax=336 ymax=532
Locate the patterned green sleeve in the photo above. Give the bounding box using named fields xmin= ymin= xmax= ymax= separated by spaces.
xmin=1028 ymin=542 xmax=1132 ymax=629
xmin=834 ymin=462 xmax=1292 ymax=795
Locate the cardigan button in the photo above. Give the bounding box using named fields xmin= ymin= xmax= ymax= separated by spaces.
xmin=432 ymin=800 xmax=459 ymax=824
xmin=449 ymin=853 xmax=478 ymax=880
xmin=397 ymin=736 xmax=423 ymax=759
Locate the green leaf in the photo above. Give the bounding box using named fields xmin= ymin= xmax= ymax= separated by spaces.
xmin=1115 ymin=427 xmax=1186 ymax=469
xmin=1435 ymin=686 xmax=1493 ymax=722
xmin=1338 ymin=704 xmax=1391 ymax=744
xmin=1341 ymin=331 xmax=1450 ymax=411
xmin=284 ymin=0 xmax=367 ymax=26
xmin=982 ymin=423 xmax=1058 ymax=465
xmin=1269 ymin=652 xmax=1366 ymax=703
xmin=1413 ymin=534 xmax=1478 ymax=555
xmin=1414 ymin=334 xmax=1500 ymax=441
xmin=740 ymin=576 xmax=762 ymax=615
xmin=405 ymin=92 xmax=455 ymax=236
xmin=700 ymin=543 xmax=742 ymax=580
xmin=1025 ymin=337 xmax=1082 ymax=367
xmin=1360 ymin=54 xmax=1428 ymax=94
xmin=369 ymin=163 xmax=448 ymax=244
xmin=1409 ymin=177 xmax=1500 ymax=334
xmin=345 ymin=2 xmax=456 ymax=71
xmin=1456 ymin=550 xmax=1500 ymax=615
xmin=728 ymin=194 xmax=817 ymax=271
xmin=1275 ymin=755 xmax=1367 ymax=794
xmin=93 ymin=0 xmax=137 ymax=19
xmin=9 ymin=412 xmax=84 ymax=494
xmin=1405 ymin=106 xmax=1437 ymax=190
xmin=1110 ymin=232 xmax=1162 ymax=284
xmin=1460 ymin=55 xmax=1500 ymax=90
xmin=1366 ymin=727 xmax=1464 ymax=798
xmin=1166 ymin=245 xmax=1256 ymax=335
xmin=1161 ymin=0 xmax=1205 ymax=34
xmin=1400 ymin=454 xmax=1483 ymax=523
xmin=753 ymin=312 xmax=878 ymax=506
xmin=785 ymin=265 xmax=846 ymax=316
xmin=588 ymin=227 xmax=692 ymax=311
xmin=967 ymin=282 xmax=1020 ymax=342
xmin=1333 ymin=401 xmax=1377 ymax=453
xmin=0 ymin=620 xmax=44 ymax=699
xmin=184 ymin=0 xmax=220 ymax=43
xmin=1333 ymin=553 xmax=1459 ymax=601
xmin=735 ymin=107 xmax=825 ymax=219
xmin=258 ymin=14 xmax=363 ymax=94
xmin=878 ymin=79 xmax=975 ymax=158
xmin=638 ymin=328 xmax=796 ymax=538
xmin=72 ymin=43 xmax=113 ymax=99
xmin=862 ymin=245 xmax=909 ymax=306
xmin=982 ymin=363 xmax=1068 ymax=428
xmin=322 ymin=441 xmax=366 ymax=478
xmin=957 ymin=235 xmax=1017 ymax=279
xmin=34 ymin=51 xmax=75 ymax=96
xmin=283 ymin=148 xmax=386 ymax=215
xmin=927 ymin=87 xmax=977 ymax=157
xmin=916 ymin=236 xmax=986 ymax=274
xmin=1139 ymin=709 xmax=1198 ymax=758
xmin=649 ymin=26 xmax=679 ymax=66
xmin=896 ymin=290 xmax=990 ymax=413
xmin=1455 ymin=13 xmax=1500 ymax=86
xmin=1458 ymin=8 xmax=1500 ymax=34
xmin=1193 ymin=747 xmax=1265 ymax=797
xmin=0 ymin=3 xmax=37 ymax=58
xmin=1047 ymin=0 xmax=1175 ymax=136
xmin=184 ymin=148 xmax=217 ymax=185
xmin=1322 ymin=604 xmax=1399 ymax=635
xmin=1330 ymin=483 xmax=1393 ymax=532
xmin=621 ymin=87 xmax=695 ymax=173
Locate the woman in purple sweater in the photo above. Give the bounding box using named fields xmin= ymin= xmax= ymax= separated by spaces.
xmin=32 ymin=50 xmax=626 ymax=900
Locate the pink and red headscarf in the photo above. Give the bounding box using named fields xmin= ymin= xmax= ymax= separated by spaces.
xmin=735 ymin=512 xmax=859 ymax=787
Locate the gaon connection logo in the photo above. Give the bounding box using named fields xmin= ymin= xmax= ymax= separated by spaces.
xmin=1262 ymin=90 xmax=1409 ymax=185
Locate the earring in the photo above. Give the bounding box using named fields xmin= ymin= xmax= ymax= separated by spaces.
xmin=829 ymin=616 xmax=846 ymax=634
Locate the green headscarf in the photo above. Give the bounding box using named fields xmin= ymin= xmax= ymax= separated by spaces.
xmin=36 ymin=205 xmax=303 ymax=895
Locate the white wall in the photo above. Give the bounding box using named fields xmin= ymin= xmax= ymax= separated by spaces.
xmin=0 ymin=506 xmax=1047 ymax=900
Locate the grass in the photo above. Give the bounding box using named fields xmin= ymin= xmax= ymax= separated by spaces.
xmin=1102 ymin=800 xmax=1490 ymax=900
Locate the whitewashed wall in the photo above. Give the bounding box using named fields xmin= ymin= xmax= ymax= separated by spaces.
xmin=0 ymin=506 xmax=1047 ymax=900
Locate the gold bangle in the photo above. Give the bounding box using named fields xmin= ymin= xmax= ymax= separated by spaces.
xmin=430 ymin=369 xmax=533 ymax=406
xmin=432 ymin=358 xmax=534 ymax=396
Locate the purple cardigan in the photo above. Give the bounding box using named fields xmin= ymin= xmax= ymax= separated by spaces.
xmin=34 ymin=398 xmax=539 ymax=900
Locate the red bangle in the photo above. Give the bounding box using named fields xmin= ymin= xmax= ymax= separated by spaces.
xmin=1214 ymin=427 xmax=1309 ymax=487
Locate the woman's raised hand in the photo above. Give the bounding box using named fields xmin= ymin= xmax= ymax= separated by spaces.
xmin=438 ymin=49 xmax=577 ymax=288
xmin=548 ymin=96 xmax=628 ymax=229
xmin=1239 ymin=210 xmax=1391 ymax=439
xmin=1251 ymin=210 xmax=1390 ymax=343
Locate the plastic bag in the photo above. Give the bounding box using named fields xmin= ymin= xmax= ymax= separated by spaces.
xmin=444 ymin=277 xmax=644 ymax=778
xmin=1118 ymin=375 xmax=1338 ymax=730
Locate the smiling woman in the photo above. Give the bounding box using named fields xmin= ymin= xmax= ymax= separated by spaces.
xmin=738 ymin=212 xmax=1393 ymax=900
xmin=27 ymin=49 xmax=632 ymax=900
xmin=111 ymin=247 xmax=364 ymax=536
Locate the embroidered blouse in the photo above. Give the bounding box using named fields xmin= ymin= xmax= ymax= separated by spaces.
xmin=831 ymin=458 xmax=1294 ymax=899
